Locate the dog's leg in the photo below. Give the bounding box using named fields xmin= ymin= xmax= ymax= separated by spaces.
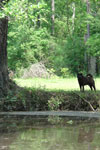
xmin=93 ymin=85 xmax=96 ymax=91
xmin=79 ymin=84 xmax=82 ymax=91
xmin=80 ymin=85 xmax=84 ymax=92
xmin=82 ymin=86 xmax=84 ymax=92
xmin=89 ymin=85 xmax=93 ymax=91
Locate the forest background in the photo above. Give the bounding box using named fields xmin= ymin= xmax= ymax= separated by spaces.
xmin=1 ymin=0 xmax=100 ymax=77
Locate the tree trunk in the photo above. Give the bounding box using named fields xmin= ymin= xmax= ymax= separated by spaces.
xmin=86 ymin=0 xmax=96 ymax=75
xmin=66 ymin=2 xmax=70 ymax=35
xmin=37 ymin=0 xmax=40 ymax=28
xmin=51 ymin=0 xmax=55 ymax=35
xmin=0 ymin=2 xmax=9 ymax=97
xmin=72 ymin=2 xmax=75 ymax=33
xmin=88 ymin=56 xmax=96 ymax=75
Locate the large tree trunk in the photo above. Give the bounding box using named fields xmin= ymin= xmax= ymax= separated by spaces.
xmin=85 ymin=0 xmax=96 ymax=75
xmin=88 ymin=56 xmax=96 ymax=75
xmin=0 ymin=2 xmax=9 ymax=97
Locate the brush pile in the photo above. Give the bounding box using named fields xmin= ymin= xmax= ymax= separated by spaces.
xmin=22 ymin=62 xmax=50 ymax=78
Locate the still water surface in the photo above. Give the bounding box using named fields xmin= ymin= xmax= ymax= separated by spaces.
xmin=0 ymin=116 xmax=100 ymax=150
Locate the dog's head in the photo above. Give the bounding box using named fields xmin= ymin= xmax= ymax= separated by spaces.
xmin=77 ymin=73 xmax=83 ymax=79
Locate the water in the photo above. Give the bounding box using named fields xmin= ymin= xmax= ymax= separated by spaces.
xmin=0 ymin=115 xmax=100 ymax=150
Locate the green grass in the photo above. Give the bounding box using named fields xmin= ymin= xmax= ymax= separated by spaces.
xmin=14 ymin=77 xmax=100 ymax=91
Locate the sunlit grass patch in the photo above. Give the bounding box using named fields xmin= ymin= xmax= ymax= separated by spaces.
xmin=14 ymin=77 xmax=78 ymax=91
xmin=14 ymin=77 xmax=100 ymax=91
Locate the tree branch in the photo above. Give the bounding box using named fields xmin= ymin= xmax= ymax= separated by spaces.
xmin=72 ymin=92 xmax=95 ymax=112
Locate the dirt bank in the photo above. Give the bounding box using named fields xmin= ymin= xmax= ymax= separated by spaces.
xmin=1 ymin=83 xmax=100 ymax=112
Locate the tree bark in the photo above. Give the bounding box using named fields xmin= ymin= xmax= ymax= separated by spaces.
xmin=37 ymin=0 xmax=40 ymax=28
xmin=86 ymin=0 xmax=96 ymax=75
xmin=72 ymin=2 xmax=75 ymax=33
xmin=0 ymin=1 xmax=9 ymax=97
xmin=66 ymin=2 xmax=70 ymax=35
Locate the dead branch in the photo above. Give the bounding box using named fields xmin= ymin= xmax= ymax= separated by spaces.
xmin=72 ymin=92 xmax=95 ymax=112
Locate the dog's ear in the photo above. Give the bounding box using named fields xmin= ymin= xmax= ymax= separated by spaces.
xmin=79 ymin=73 xmax=83 ymax=76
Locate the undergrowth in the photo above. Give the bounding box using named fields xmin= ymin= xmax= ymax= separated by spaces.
xmin=0 ymin=78 xmax=100 ymax=112
xmin=1 ymin=86 xmax=100 ymax=111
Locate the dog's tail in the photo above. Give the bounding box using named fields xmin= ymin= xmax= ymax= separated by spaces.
xmin=86 ymin=73 xmax=93 ymax=78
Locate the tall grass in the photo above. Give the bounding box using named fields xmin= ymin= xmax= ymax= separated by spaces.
xmin=14 ymin=77 xmax=100 ymax=91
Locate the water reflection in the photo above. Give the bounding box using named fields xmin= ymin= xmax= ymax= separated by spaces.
xmin=0 ymin=116 xmax=100 ymax=150
xmin=78 ymin=128 xmax=95 ymax=143
xmin=78 ymin=128 xmax=96 ymax=150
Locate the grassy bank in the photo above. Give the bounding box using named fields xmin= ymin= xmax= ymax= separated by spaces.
xmin=1 ymin=77 xmax=100 ymax=111
xmin=14 ymin=77 xmax=100 ymax=91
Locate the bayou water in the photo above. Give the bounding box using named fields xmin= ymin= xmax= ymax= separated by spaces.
xmin=0 ymin=115 xmax=100 ymax=150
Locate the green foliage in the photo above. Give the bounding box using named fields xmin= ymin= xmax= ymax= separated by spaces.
xmin=67 ymin=120 xmax=73 ymax=125
xmin=60 ymin=68 xmax=71 ymax=78
xmin=1 ymin=0 xmax=100 ymax=75
xmin=48 ymin=116 xmax=62 ymax=124
xmin=86 ymin=33 xmax=100 ymax=56
xmin=48 ymin=96 xmax=63 ymax=111
xmin=8 ymin=25 xmax=51 ymax=71
xmin=63 ymin=36 xmax=86 ymax=74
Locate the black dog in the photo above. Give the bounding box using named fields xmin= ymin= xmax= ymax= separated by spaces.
xmin=77 ymin=73 xmax=96 ymax=91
